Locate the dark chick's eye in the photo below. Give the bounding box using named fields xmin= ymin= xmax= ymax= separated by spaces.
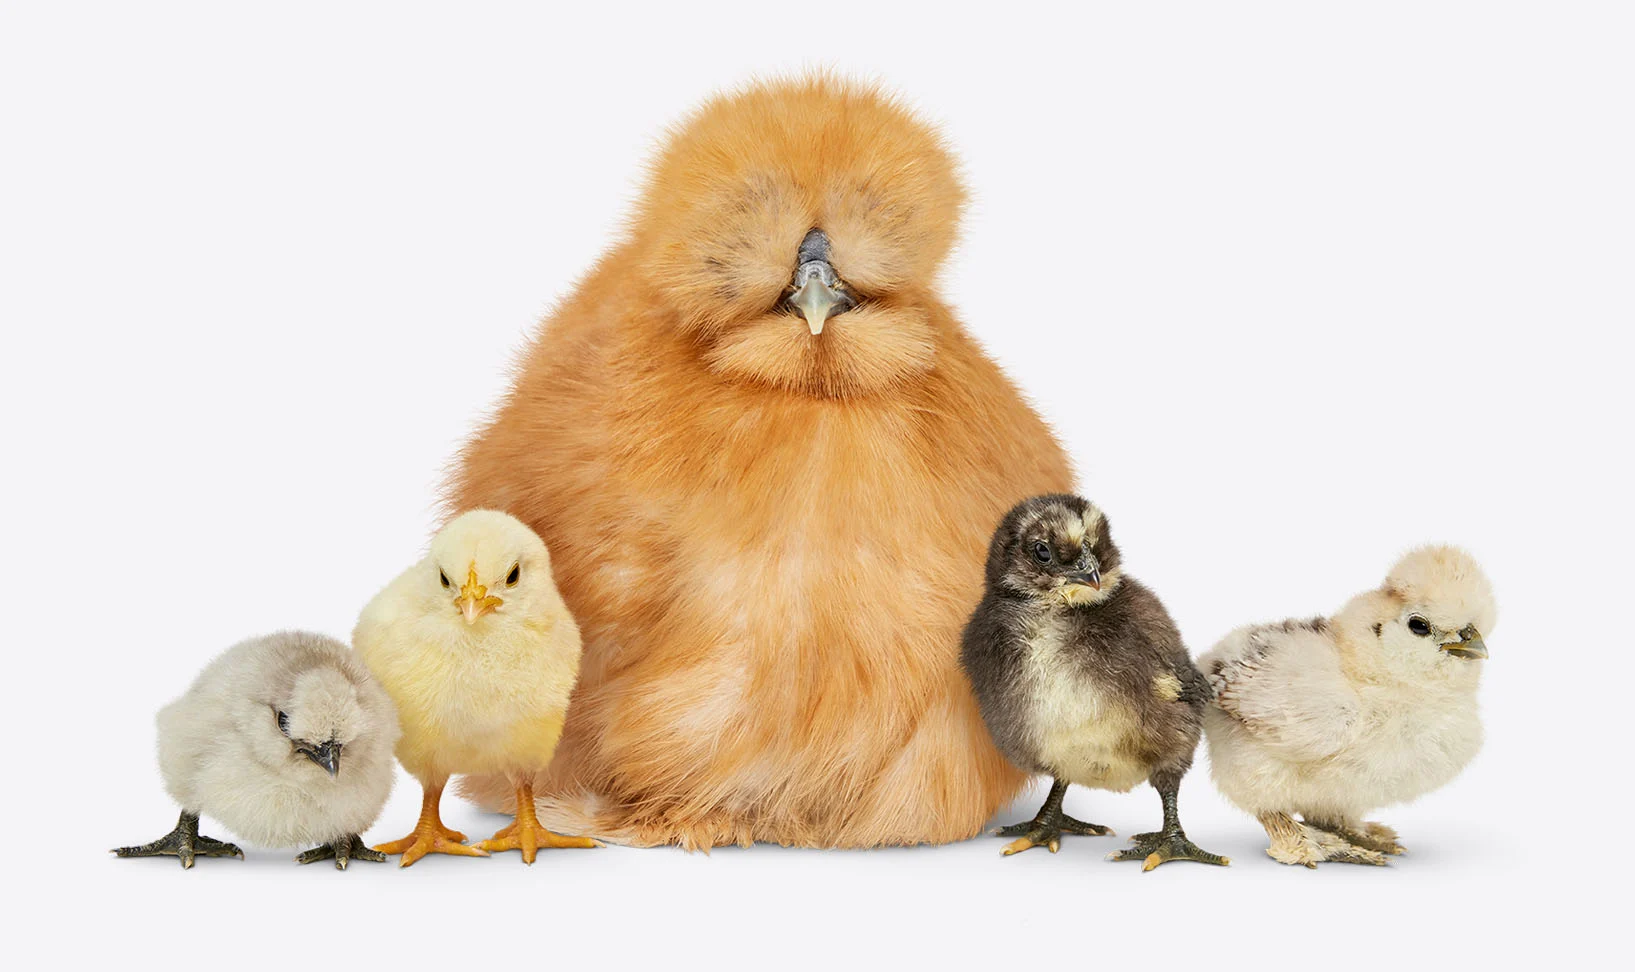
xmin=439 ymin=569 xmax=451 ymax=589
xmin=1408 ymin=616 xmax=1432 ymax=637
xmin=1032 ymin=541 xmax=1053 ymax=564
xmin=506 ymin=564 xmax=520 ymax=586
xmin=276 ymin=710 xmax=291 ymax=736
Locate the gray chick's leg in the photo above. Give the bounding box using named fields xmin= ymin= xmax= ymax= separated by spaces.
xmin=295 ymin=834 xmax=390 ymax=870
xmin=112 ymin=810 xmax=243 ymax=869
xmin=995 ymin=778 xmax=1115 ymax=856
xmin=1113 ymin=775 xmax=1230 ymax=871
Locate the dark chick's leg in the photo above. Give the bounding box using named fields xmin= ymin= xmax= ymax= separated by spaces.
xmin=1113 ymin=774 xmax=1229 ymax=871
xmin=995 ymin=779 xmax=1114 ymax=856
xmin=296 ymin=834 xmax=390 ymax=870
xmin=112 ymin=811 xmax=242 ymax=869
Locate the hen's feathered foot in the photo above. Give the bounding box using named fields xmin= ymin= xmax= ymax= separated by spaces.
xmin=113 ymin=811 xmax=241 ymax=869
xmin=296 ymin=833 xmax=389 ymax=870
xmin=475 ymin=780 xmax=601 ymax=863
xmin=374 ymin=781 xmax=489 ymax=867
xmin=996 ymin=778 xmax=1114 ymax=856
xmin=1307 ymin=819 xmax=1405 ymax=856
xmin=1260 ymin=812 xmax=1388 ymax=867
xmin=1111 ymin=779 xmax=1229 ymax=871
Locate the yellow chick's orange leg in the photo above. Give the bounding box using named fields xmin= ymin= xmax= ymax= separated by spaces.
xmin=475 ymin=778 xmax=601 ymax=864
xmin=372 ymin=779 xmax=489 ymax=867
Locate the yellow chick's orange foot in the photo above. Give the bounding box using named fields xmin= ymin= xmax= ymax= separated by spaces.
xmin=475 ymin=781 xmax=602 ymax=864
xmin=374 ymin=782 xmax=489 ymax=867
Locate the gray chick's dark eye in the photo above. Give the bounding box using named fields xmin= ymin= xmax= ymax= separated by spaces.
xmin=439 ymin=569 xmax=451 ymax=589
xmin=1407 ymin=616 xmax=1432 ymax=637
xmin=506 ymin=564 xmax=520 ymax=586
xmin=276 ymin=710 xmax=291 ymax=736
xmin=1032 ymin=541 xmax=1053 ymax=564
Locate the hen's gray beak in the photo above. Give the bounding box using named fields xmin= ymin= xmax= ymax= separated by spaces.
xmin=787 ymin=228 xmax=851 ymax=335
xmin=1442 ymin=624 xmax=1488 ymax=660
xmin=790 ymin=271 xmax=844 ymax=335
xmin=305 ymin=741 xmax=342 ymax=776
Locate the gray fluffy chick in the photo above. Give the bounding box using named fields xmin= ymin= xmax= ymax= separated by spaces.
xmin=960 ymin=495 xmax=1228 ymax=870
xmin=114 ymin=631 xmax=400 ymax=869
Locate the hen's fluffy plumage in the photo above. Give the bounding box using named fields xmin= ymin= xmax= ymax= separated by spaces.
xmin=451 ymin=76 xmax=1071 ymax=848
xmin=1199 ymin=545 xmax=1495 ymax=865
xmin=155 ymin=631 xmax=399 ymax=848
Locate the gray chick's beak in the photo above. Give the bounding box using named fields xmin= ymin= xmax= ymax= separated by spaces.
xmin=1067 ymin=567 xmax=1102 ymax=591
xmin=305 ymin=741 xmax=342 ymax=776
xmin=1442 ymin=624 xmax=1489 ymax=660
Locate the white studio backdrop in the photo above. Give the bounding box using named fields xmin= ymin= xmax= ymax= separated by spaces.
xmin=2 ymin=2 xmax=1628 ymax=968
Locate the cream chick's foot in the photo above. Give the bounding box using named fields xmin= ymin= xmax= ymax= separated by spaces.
xmin=1307 ymin=818 xmax=1406 ymax=856
xmin=1259 ymin=812 xmax=1389 ymax=867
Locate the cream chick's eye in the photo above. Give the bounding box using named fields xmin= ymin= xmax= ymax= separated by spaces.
xmin=506 ymin=564 xmax=520 ymax=586
xmin=439 ymin=569 xmax=451 ymax=589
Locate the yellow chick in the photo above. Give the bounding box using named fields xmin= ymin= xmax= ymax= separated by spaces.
xmin=354 ymin=509 xmax=598 ymax=865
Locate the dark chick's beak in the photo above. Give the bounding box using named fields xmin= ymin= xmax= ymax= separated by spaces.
xmin=1067 ymin=566 xmax=1102 ymax=591
xmin=305 ymin=741 xmax=342 ymax=777
xmin=1442 ymin=624 xmax=1489 ymax=660
xmin=788 ymin=228 xmax=852 ymax=336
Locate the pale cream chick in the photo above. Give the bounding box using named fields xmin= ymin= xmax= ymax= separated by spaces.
xmin=1200 ymin=545 xmax=1495 ymax=866
xmin=355 ymin=510 xmax=597 ymax=865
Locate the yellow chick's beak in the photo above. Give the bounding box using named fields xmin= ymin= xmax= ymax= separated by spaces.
xmin=455 ymin=564 xmax=503 ymax=624
xmin=1442 ymin=624 xmax=1489 ymax=660
xmin=790 ymin=273 xmax=843 ymax=336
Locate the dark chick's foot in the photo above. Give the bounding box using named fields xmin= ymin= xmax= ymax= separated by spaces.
xmin=1112 ymin=830 xmax=1231 ymax=871
xmin=296 ymin=834 xmax=390 ymax=870
xmin=1060 ymin=814 xmax=1115 ymax=837
xmin=112 ymin=813 xmax=241 ymax=870
xmin=995 ymin=813 xmax=1114 ymax=855
xmin=998 ymin=821 xmax=1063 ymax=855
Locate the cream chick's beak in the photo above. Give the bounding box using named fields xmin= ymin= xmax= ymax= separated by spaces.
xmin=1441 ymin=623 xmax=1489 ymax=660
xmin=455 ymin=564 xmax=504 ymax=624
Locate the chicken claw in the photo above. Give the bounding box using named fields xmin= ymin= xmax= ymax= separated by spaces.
xmin=1260 ymin=812 xmax=1388 ymax=867
xmin=113 ymin=811 xmax=242 ymax=869
xmin=1112 ymin=829 xmax=1231 ymax=870
xmin=1307 ymin=819 xmax=1406 ymax=856
xmin=475 ymin=781 xmax=601 ymax=864
xmin=374 ymin=781 xmax=489 ymax=866
xmin=296 ymin=833 xmax=388 ymax=870
xmin=995 ymin=779 xmax=1114 ymax=857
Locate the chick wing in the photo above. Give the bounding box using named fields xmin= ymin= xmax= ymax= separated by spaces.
xmin=1205 ymin=621 xmax=1359 ymax=762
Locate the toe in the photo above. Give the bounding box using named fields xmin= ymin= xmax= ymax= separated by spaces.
xmin=1001 ymin=837 xmax=1036 ymax=856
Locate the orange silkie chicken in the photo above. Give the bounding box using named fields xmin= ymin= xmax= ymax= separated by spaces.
xmin=451 ymin=75 xmax=1073 ymax=849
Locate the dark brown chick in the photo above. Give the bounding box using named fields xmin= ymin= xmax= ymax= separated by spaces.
xmin=960 ymin=494 xmax=1229 ymax=870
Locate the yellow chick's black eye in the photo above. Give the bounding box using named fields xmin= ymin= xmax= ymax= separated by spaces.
xmin=1408 ymin=616 xmax=1432 ymax=637
xmin=506 ymin=564 xmax=520 ymax=586
xmin=1033 ymin=541 xmax=1053 ymax=564
xmin=439 ymin=569 xmax=451 ymax=589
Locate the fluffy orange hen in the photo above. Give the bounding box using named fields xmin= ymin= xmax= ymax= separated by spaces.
xmin=451 ymin=76 xmax=1072 ymax=848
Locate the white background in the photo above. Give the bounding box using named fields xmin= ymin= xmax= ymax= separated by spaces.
xmin=3 ymin=1 xmax=1629 ymax=967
